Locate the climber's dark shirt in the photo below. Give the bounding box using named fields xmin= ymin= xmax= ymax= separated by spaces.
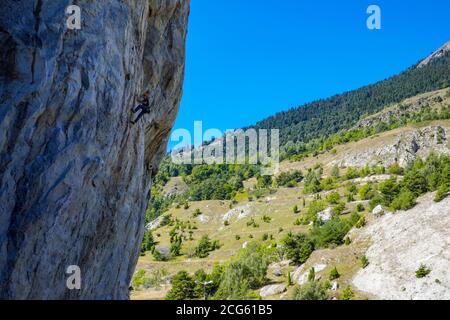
xmin=141 ymin=97 xmax=149 ymax=107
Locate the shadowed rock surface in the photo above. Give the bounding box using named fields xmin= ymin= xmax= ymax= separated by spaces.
xmin=0 ymin=0 xmax=190 ymax=299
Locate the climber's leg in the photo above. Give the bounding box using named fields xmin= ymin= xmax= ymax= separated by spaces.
xmin=132 ymin=104 xmax=143 ymax=113
xmin=131 ymin=111 xmax=145 ymax=125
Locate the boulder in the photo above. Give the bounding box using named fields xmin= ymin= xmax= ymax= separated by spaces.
xmin=372 ymin=205 xmax=385 ymax=217
xmin=259 ymin=284 xmax=287 ymax=297
xmin=332 ymin=281 xmax=339 ymax=291
xmin=318 ymin=208 xmax=333 ymax=222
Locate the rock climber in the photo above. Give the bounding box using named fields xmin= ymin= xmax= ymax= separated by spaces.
xmin=131 ymin=91 xmax=151 ymax=124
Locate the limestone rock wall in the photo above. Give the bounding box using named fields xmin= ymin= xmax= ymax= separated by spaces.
xmin=0 ymin=0 xmax=190 ymax=299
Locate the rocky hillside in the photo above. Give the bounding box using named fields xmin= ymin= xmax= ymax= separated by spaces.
xmin=0 ymin=0 xmax=190 ymax=299
xmin=352 ymin=193 xmax=450 ymax=300
xmin=132 ymin=116 xmax=450 ymax=300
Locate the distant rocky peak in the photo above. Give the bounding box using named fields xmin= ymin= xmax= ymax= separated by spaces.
xmin=417 ymin=40 xmax=450 ymax=68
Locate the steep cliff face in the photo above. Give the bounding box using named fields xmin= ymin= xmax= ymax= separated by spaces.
xmin=0 ymin=0 xmax=190 ymax=299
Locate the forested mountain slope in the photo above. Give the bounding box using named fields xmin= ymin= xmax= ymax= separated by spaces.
xmin=252 ymin=42 xmax=450 ymax=147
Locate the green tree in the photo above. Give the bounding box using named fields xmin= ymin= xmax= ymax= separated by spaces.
xmin=329 ymin=267 xmax=340 ymax=280
xmin=282 ymin=233 xmax=315 ymax=264
xmin=195 ymin=235 xmax=221 ymax=258
xmin=326 ymin=192 xmax=340 ymax=204
xmin=310 ymin=218 xmax=351 ymax=248
xmin=141 ymin=229 xmax=156 ymax=253
xmin=379 ymin=178 xmax=401 ymax=205
xmin=170 ymin=236 xmax=183 ymax=257
xmin=340 ymin=285 xmax=354 ymax=300
xmin=391 ymin=189 xmax=416 ymax=210
xmin=402 ymin=169 xmax=428 ymax=196
xmin=307 ymin=268 xmax=316 ymax=282
xmin=256 ymin=175 xmax=272 ymax=189
xmin=304 ymin=169 xmax=322 ymax=194
xmin=166 ymin=271 xmax=201 ymax=300
xmin=215 ymin=243 xmax=271 ymax=299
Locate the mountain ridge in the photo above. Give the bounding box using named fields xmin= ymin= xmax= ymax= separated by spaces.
xmin=418 ymin=40 xmax=450 ymax=68
xmin=251 ymin=41 xmax=450 ymax=149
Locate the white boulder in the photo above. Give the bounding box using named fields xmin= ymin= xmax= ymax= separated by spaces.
xmin=318 ymin=208 xmax=333 ymax=222
xmin=259 ymin=284 xmax=287 ymax=297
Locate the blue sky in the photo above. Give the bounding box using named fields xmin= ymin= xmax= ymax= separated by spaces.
xmin=170 ymin=0 xmax=450 ymax=148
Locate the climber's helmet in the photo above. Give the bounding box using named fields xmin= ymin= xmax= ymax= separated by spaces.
xmin=143 ymin=91 xmax=150 ymax=98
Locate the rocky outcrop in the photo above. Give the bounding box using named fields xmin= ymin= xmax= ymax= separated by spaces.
xmin=356 ymin=89 xmax=449 ymax=129
xmin=352 ymin=193 xmax=450 ymax=300
xmin=331 ymin=125 xmax=450 ymax=168
xmin=0 ymin=0 xmax=190 ymax=299
xmin=418 ymin=40 xmax=450 ymax=68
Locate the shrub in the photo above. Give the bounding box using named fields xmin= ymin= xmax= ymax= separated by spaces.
xmin=326 ymin=192 xmax=340 ymax=204
xmin=143 ymin=268 xmax=169 ymax=288
xmin=282 ymin=232 xmax=315 ymax=264
xmin=356 ymin=203 xmax=365 ymax=212
xmin=355 ymin=216 xmax=366 ymax=229
xmin=153 ymin=248 xmax=170 ymax=261
xmin=166 ymin=271 xmax=201 ymax=300
xmin=388 ymin=163 xmax=404 ymax=175
xmin=310 ymin=218 xmax=351 ymax=248
xmin=379 ymin=178 xmax=401 ymax=205
xmin=215 ymin=243 xmax=271 ymax=299
xmin=391 ymin=189 xmax=416 ymax=210
xmin=170 ymin=236 xmax=183 ymax=257
xmin=307 ymin=268 xmax=316 ymax=282
xmin=195 ymin=235 xmax=221 ymax=258
xmin=276 ymin=170 xmax=303 ymax=187
xmin=224 ymin=220 xmax=230 ymax=226
xmin=305 ymin=200 xmax=327 ymax=222
xmin=345 ymin=167 xmax=360 ymax=180
xmin=329 ymin=267 xmax=340 ymax=280
xmin=247 ymin=218 xmax=259 ymax=228
xmin=331 ymin=165 xmax=340 ymax=178
xmin=287 ymin=271 xmax=293 ymax=286
xmin=293 ymin=281 xmax=329 ymax=300
xmin=332 ymin=202 xmax=346 ymax=215
xmin=360 ymin=255 xmax=369 ymax=268
xmin=160 ymin=214 xmax=172 ymax=227
xmin=235 ymin=235 xmax=241 ymax=240
xmin=402 ymin=169 xmax=428 ymax=196
xmin=358 ymin=184 xmax=373 ymax=200
xmin=256 ymin=175 xmax=272 ymax=189
xmin=359 ymin=165 xmax=371 ymax=177
xmin=321 ymin=177 xmax=337 ymax=191
xmin=340 ymin=286 xmax=354 ymax=300
xmin=304 ymin=169 xmax=322 ymax=194
xmin=293 ymin=205 xmax=300 ymax=214
xmin=192 ymin=208 xmax=202 ymax=217
xmin=132 ymin=269 xmax=147 ymax=289
xmin=416 ymin=264 xmax=431 ymax=278
xmin=141 ymin=229 xmax=156 ymax=253
xmin=435 ymin=184 xmax=449 ymax=202
xmin=349 ymin=212 xmax=361 ymax=226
